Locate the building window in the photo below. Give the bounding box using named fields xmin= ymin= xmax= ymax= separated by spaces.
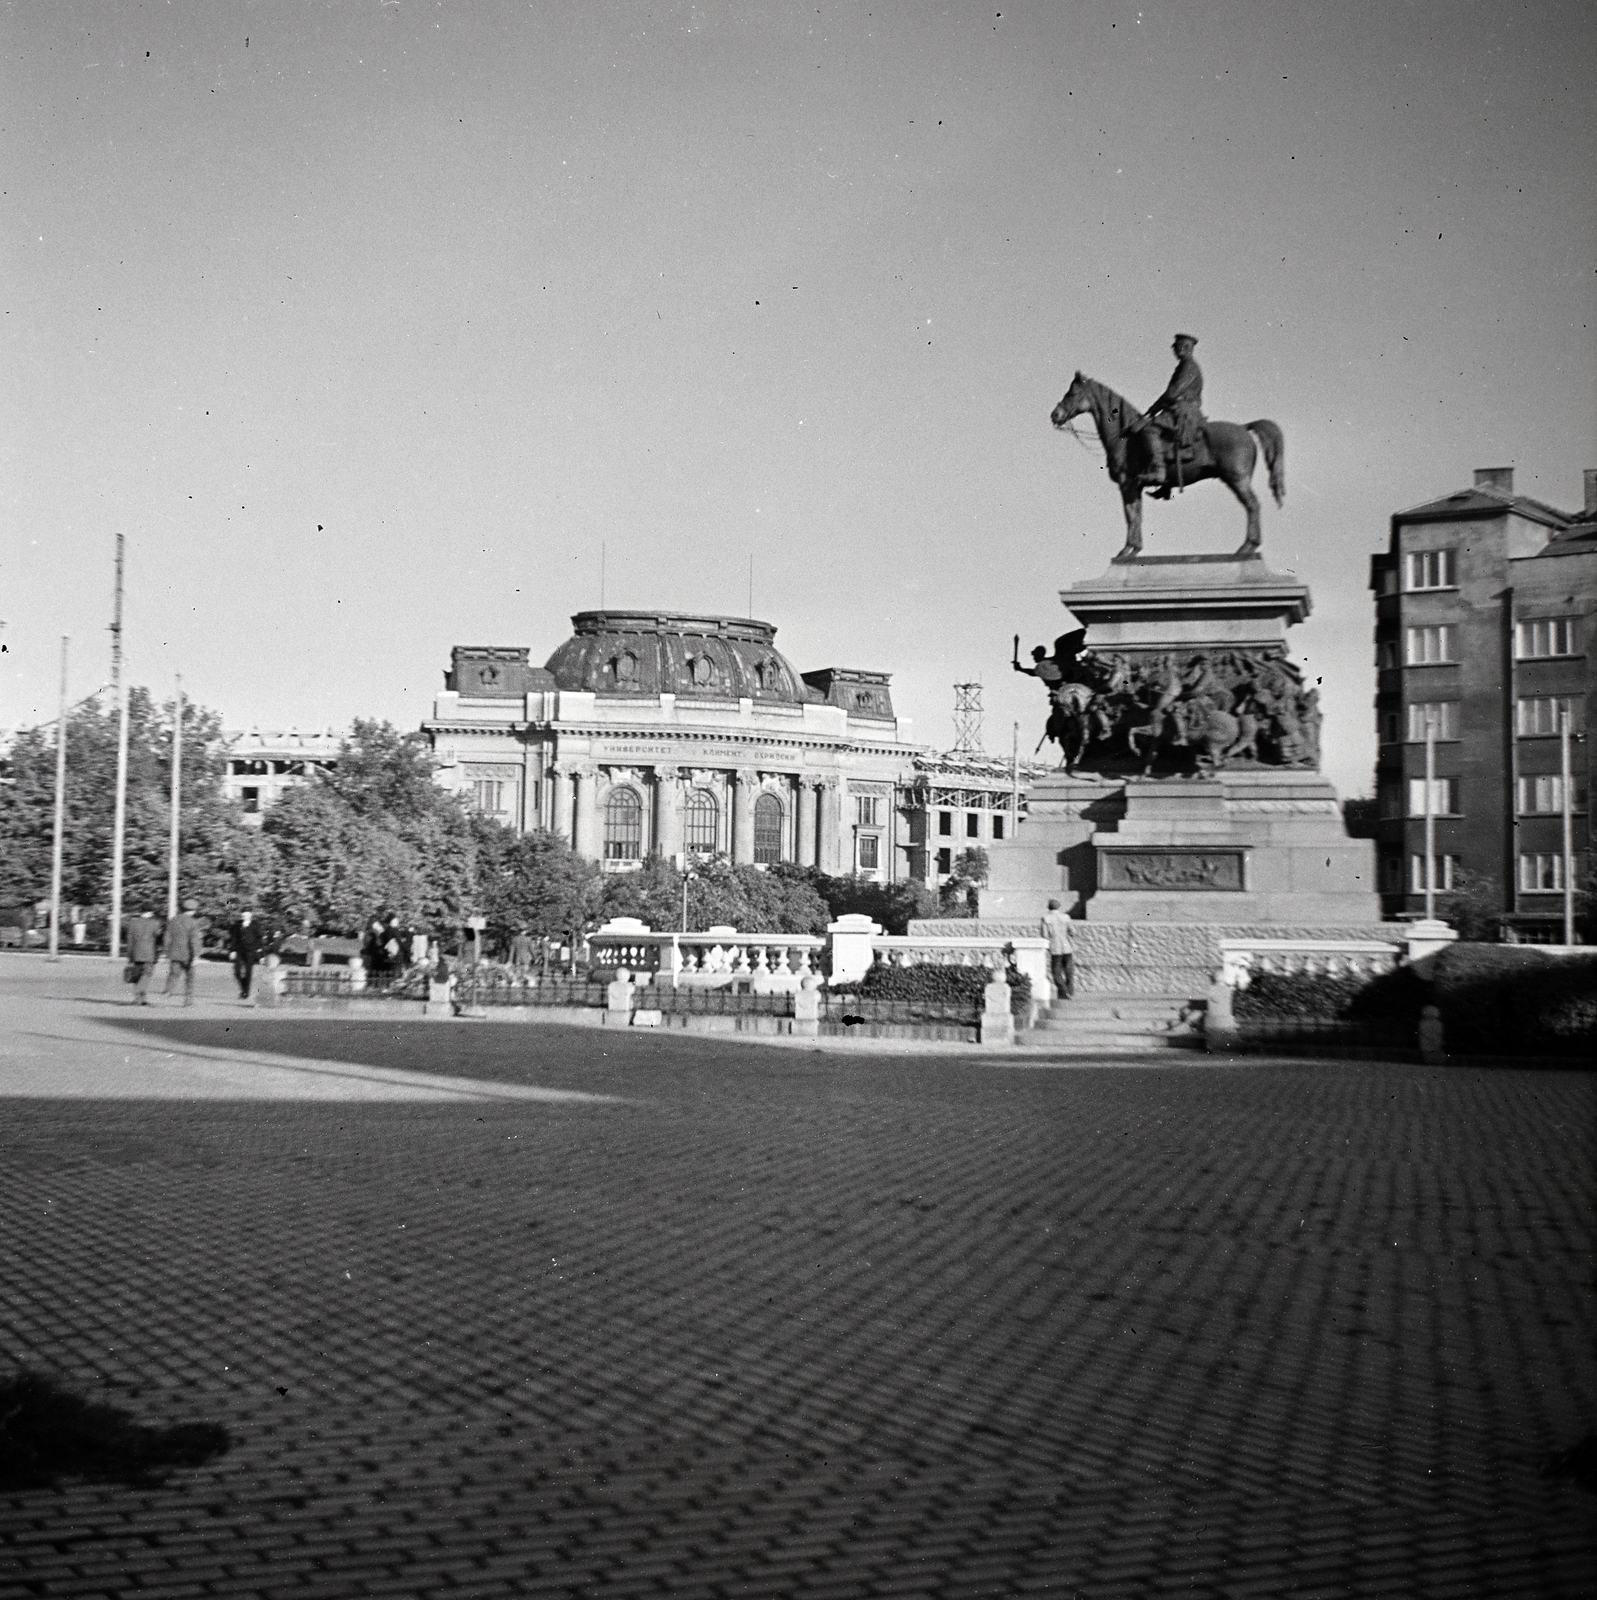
xmin=1518 ymin=775 xmax=1584 ymax=814
xmin=1409 ymin=854 xmax=1460 ymax=893
xmin=753 ymin=793 xmax=784 ymax=864
xmin=1377 ymin=639 xmax=1400 ymax=670
xmin=855 ymin=795 xmax=881 ymax=826
xmin=1404 ymin=549 xmax=1456 ymax=590
xmin=938 ymin=811 xmax=952 ymax=836
xmin=684 ymin=789 xmax=718 ymax=854
xmin=1379 ymin=568 xmax=1398 ymax=597
xmin=1407 ymin=778 xmax=1460 ymax=816
xmin=936 ymin=847 xmax=952 ymax=874
xmin=1406 ymin=702 xmax=1458 ymax=741
xmin=1381 ymin=855 xmax=1404 ymax=894
xmin=857 ymin=833 xmax=880 ymax=870
xmin=965 ymin=812 xmax=980 ymax=839
xmin=1378 ymin=783 xmax=1403 ymax=819
xmin=1517 ymin=696 xmax=1584 ymax=737
xmin=603 ymin=788 xmax=643 ymax=860
xmin=992 ymin=815 xmax=1005 ymax=841
xmin=1515 ymin=617 xmax=1579 ymax=659
xmin=470 ymin=779 xmax=506 ymax=816
xmin=240 ymin=787 xmax=260 ymax=814
xmin=610 ymin=651 xmax=639 ymax=684
xmin=1519 ymin=853 xmax=1572 ymax=892
xmin=1379 ymin=711 xmax=1401 ymax=745
xmin=1405 ymin=625 xmax=1455 ymax=664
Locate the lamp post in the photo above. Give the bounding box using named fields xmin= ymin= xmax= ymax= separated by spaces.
xmin=1560 ymin=709 xmax=1575 ymax=947
xmin=167 ymin=676 xmax=183 ymax=920
xmin=48 ymin=637 xmax=69 ymax=962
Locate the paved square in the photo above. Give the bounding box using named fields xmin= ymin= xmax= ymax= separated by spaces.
xmin=2 ymin=955 xmax=1593 ymax=1597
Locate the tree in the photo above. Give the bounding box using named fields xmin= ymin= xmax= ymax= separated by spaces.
xmin=938 ymin=847 xmax=989 ymax=917
xmin=0 ymin=687 xmax=270 ymax=930
xmin=814 ymin=871 xmax=939 ymax=935
xmin=595 ymin=856 xmax=831 ymax=935
xmin=474 ymin=826 xmax=601 ymax=944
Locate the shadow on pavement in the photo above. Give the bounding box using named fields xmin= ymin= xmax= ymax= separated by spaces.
xmin=0 ymin=1371 xmax=229 ymax=1489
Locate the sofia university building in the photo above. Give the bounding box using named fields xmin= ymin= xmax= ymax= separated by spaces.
xmin=422 ymin=611 xmax=924 ymax=880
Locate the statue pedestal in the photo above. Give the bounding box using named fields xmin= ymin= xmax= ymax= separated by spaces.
xmin=1061 ymin=556 xmax=1310 ymax=654
xmin=981 ymin=554 xmax=1380 ymax=972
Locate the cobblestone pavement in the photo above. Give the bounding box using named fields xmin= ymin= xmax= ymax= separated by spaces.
xmin=2 ymin=955 xmax=1594 ymax=1598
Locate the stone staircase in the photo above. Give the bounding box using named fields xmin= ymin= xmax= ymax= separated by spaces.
xmin=1020 ymin=993 xmax=1204 ymax=1053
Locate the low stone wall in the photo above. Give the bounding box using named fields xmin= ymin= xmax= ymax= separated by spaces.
xmin=908 ymin=919 xmax=1397 ymax=997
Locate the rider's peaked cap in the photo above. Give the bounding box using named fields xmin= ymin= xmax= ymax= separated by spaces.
xmin=1173 ymin=333 xmax=1197 ymax=346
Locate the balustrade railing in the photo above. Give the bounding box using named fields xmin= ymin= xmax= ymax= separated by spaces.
xmin=587 ymin=920 xmax=823 ymax=992
xmin=1218 ymin=939 xmax=1402 ymax=988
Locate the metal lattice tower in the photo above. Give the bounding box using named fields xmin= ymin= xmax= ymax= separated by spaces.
xmin=952 ymin=682 xmax=984 ymax=755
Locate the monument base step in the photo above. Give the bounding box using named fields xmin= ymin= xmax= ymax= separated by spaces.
xmin=1022 ymin=993 xmax=1203 ymax=1051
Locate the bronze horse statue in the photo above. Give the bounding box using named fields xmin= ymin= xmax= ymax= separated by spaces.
xmin=1052 ymin=373 xmax=1285 ymax=560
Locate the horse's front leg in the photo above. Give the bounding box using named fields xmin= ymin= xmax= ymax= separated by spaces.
xmin=1117 ymin=485 xmax=1143 ymax=560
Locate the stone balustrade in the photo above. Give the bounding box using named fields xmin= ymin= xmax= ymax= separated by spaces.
xmin=1218 ymin=939 xmax=1403 ymax=988
xmin=588 ymin=918 xmax=824 ymax=993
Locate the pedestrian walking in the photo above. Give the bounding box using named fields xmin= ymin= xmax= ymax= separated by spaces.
xmin=508 ymin=927 xmax=535 ymax=974
xmin=125 ymin=910 xmax=161 ymax=1005
xmin=163 ymin=898 xmax=204 ymax=1006
xmin=230 ymin=910 xmax=264 ymax=1001
xmin=1041 ymin=897 xmax=1075 ymax=1000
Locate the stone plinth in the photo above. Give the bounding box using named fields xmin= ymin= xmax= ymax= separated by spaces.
xmin=983 ymin=552 xmax=1378 ymax=939
xmin=1062 ymin=557 xmax=1310 ymax=654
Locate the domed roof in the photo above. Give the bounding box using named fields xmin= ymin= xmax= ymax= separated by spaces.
xmin=544 ymin=611 xmax=816 ymax=704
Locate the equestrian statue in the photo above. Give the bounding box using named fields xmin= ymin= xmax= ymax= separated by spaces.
xmin=1051 ymin=335 xmax=1285 ymax=561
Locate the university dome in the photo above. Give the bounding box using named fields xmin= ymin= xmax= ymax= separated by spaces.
xmin=543 ymin=611 xmax=816 ymax=704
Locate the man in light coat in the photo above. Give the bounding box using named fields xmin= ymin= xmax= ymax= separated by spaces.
xmin=1040 ymin=897 xmax=1075 ymax=1001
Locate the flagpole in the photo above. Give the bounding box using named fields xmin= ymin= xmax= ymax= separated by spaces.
xmin=49 ymin=637 xmax=70 ymax=962
xmin=108 ymin=535 xmax=129 ymax=960
xmin=167 ymin=675 xmax=183 ymax=920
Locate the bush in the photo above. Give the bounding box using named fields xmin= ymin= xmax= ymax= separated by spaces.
xmin=1232 ymin=969 xmax=1374 ymax=1022
xmin=833 ymin=960 xmax=1031 ymax=1016
xmin=1427 ymin=946 xmax=1597 ymax=1054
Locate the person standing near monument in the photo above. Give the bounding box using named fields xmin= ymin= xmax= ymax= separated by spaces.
xmin=1040 ymin=898 xmax=1075 ymax=1000
xmin=163 ymin=898 xmax=204 ymax=1006
xmin=509 ymin=928 xmax=535 ymax=974
xmin=1139 ymin=334 xmax=1204 ymax=497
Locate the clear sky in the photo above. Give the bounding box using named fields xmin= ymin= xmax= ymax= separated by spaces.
xmin=4 ymin=0 xmax=1593 ymax=800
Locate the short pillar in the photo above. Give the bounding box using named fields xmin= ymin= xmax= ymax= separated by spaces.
xmin=348 ymin=956 xmax=367 ymax=993
xmin=979 ymin=974 xmax=1014 ymax=1047
xmin=827 ymin=914 xmax=881 ymax=984
xmin=1203 ymin=972 xmax=1237 ymax=1053
xmin=424 ymin=976 xmax=455 ymax=1019
xmin=604 ymin=967 xmax=635 ymax=1026
xmin=1403 ymin=919 xmax=1459 ymax=972
xmin=256 ymin=954 xmax=285 ymax=1008
xmin=1418 ymin=1003 xmax=1445 ymax=1063
xmin=793 ymin=972 xmax=822 ymax=1038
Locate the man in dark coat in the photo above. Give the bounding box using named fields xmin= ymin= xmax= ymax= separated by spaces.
xmin=125 ymin=910 xmax=161 ymax=1005
xmin=162 ymin=898 xmax=204 ymax=1005
xmin=1140 ymin=333 xmax=1204 ymax=497
xmin=230 ymin=911 xmax=265 ymax=1001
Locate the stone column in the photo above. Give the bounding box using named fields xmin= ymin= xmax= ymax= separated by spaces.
xmin=653 ymin=765 xmax=682 ymax=861
xmin=551 ymin=764 xmax=574 ymax=844
xmin=817 ymin=778 xmax=841 ymax=874
xmin=797 ymin=778 xmax=818 ymax=868
xmin=730 ymin=771 xmax=756 ymax=865
xmin=573 ymin=767 xmax=600 ymax=861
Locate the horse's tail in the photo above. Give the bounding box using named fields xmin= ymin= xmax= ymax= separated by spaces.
xmin=1247 ymin=420 xmax=1285 ymax=507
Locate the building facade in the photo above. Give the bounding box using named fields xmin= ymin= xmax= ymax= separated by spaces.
xmin=901 ymin=752 xmax=1059 ymax=884
xmin=423 ymin=612 xmax=924 ymax=879
xmin=1370 ymin=467 xmax=1595 ymax=935
xmin=222 ymin=728 xmax=343 ymax=823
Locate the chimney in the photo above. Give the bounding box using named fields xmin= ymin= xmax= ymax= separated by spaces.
xmin=1584 ymin=469 xmax=1596 ymax=517
xmin=1474 ymin=467 xmax=1514 ymax=495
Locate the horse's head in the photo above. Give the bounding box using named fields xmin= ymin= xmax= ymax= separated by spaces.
xmin=1051 ymin=372 xmax=1090 ymax=429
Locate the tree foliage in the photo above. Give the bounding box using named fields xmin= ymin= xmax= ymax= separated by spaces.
xmin=0 ymin=688 xmax=270 ymax=927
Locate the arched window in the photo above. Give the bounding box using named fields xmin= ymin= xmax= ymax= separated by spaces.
xmin=753 ymin=793 xmax=784 ymax=864
xmin=684 ymin=788 xmax=719 ymax=854
xmin=604 ymin=788 xmax=643 ymax=861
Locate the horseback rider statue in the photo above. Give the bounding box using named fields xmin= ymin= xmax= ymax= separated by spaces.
xmin=1136 ymin=333 xmax=1204 ymax=499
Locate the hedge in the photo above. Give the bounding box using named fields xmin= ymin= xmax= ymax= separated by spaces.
xmin=1233 ymin=947 xmax=1596 ymax=1057
xmin=833 ymin=961 xmax=1033 ymax=1017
